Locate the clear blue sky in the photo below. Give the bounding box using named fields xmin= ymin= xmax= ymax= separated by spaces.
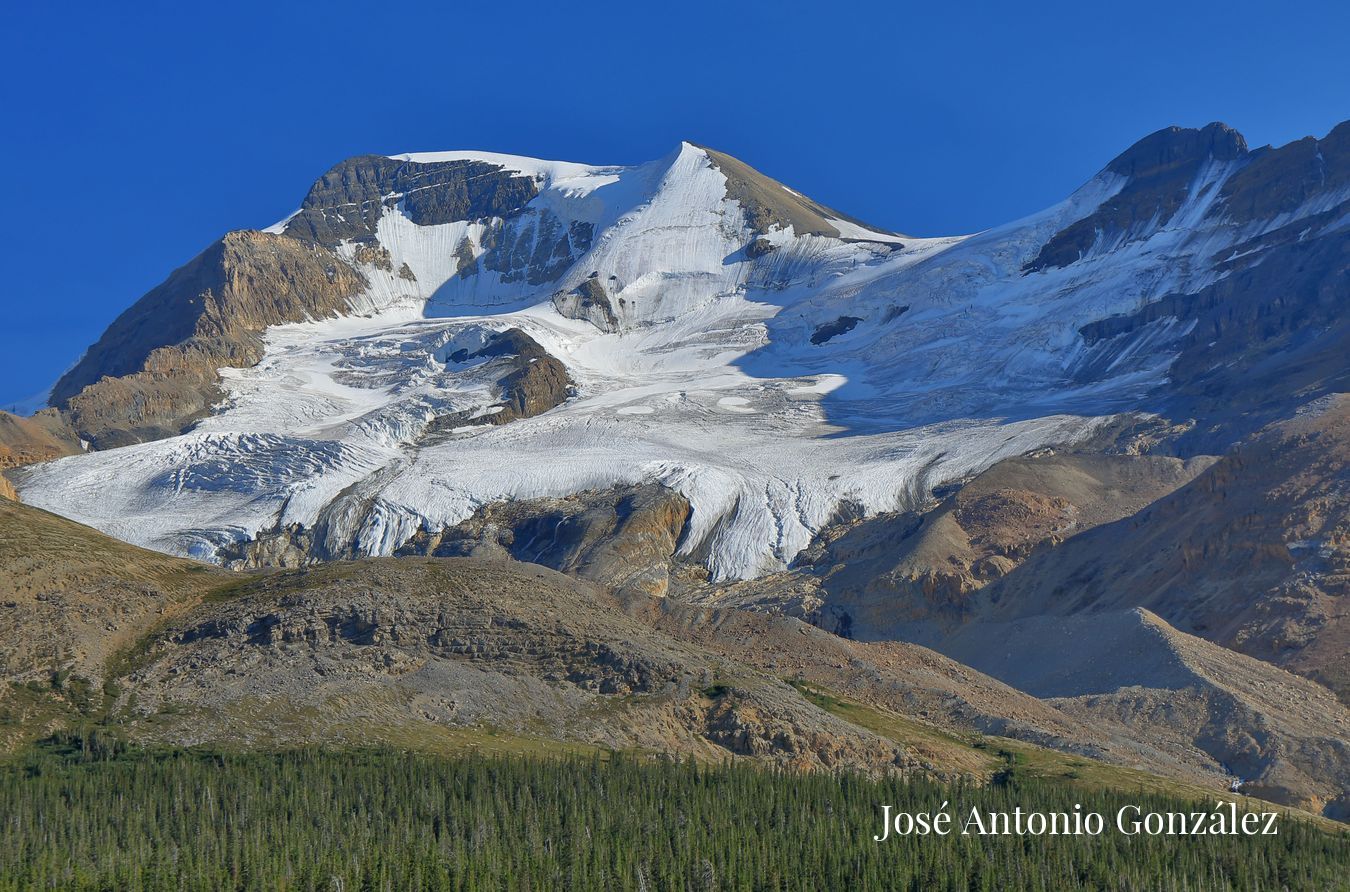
xmin=2 ymin=0 xmax=1347 ymax=408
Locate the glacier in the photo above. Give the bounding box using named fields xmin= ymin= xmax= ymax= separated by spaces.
xmin=16 ymin=140 xmax=1261 ymax=580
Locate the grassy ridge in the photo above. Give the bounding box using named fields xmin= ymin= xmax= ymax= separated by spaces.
xmin=1 ymin=738 xmax=1345 ymax=891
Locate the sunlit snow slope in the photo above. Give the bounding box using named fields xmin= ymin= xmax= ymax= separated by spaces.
xmin=22 ymin=130 xmax=1336 ymax=579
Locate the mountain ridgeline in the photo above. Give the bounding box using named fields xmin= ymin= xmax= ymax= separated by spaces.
xmin=3 ymin=121 xmax=1349 ymax=821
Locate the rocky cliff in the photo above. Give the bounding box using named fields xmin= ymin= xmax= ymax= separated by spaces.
xmin=51 ymin=232 xmax=367 ymax=448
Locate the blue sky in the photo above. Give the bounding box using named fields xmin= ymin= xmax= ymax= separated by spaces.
xmin=2 ymin=0 xmax=1347 ymax=408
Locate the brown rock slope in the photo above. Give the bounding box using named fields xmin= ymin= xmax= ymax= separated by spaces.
xmin=0 ymin=499 xmax=906 ymax=770
xmin=0 ymin=499 xmax=227 ymax=749
xmin=931 ymin=608 xmax=1350 ymax=818
xmin=637 ymin=598 xmax=1240 ymax=786
xmin=50 ymin=231 xmax=366 ymax=448
xmin=0 ymin=499 xmax=226 ymax=685
xmin=699 ymin=146 xmax=902 ymax=241
xmin=0 ymin=409 xmax=82 ymax=497
xmin=698 ymin=452 xmax=1211 ymax=638
xmin=425 ymin=328 xmax=573 ymax=429
xmin=0 ymin=498 xmax=906 ymax=772
xmin=978 ymin=395 xmax=1350 ymax=702
xmin=0 ymin=409 xmax=81 ymax=467
xmin=103 ymin=556 xmax=1270 ymax=791
xmin=3 ymin=496 xmax=1343 ymax=815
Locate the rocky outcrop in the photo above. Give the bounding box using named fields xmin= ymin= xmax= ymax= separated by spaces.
xmin=976 ymin=396 xmax=1350 ymax=704
xmin=809 ymin=315 xmax=861 ymax=345
xmin=430 ymin=328 xmax=572 ymax=430
xmin=281 ymin=153 xmax=592 ymax=292
xmin=283 ymin=155 xmax=540 ymax=246
xmin=1025 ymin=123 xmax=1247 ymax=273
xmin=700 ymin=146 xmax=900 ymax=241
xmin=352 ymin=243 xmax=393 ymax=270
xmin=495 ymin=355 xmax=571 ymax=425
xmin=52 ymin=231 xmax=366 ymax=448
xmin=399 ymin=484 xmax=691 ymax=597
xmin=215 ymin=522 xmax=318 ymax=570
xmin=745 ymin=236 xmax=777 ymax=258
xmin=1217 ymin=120 xmax=1349 ymax=225
xmin=553 ymin=276 xmax=618 ymax=331
xmin=477 ymin=212 xmax=593 ymax=286
xmin=702 ymin=452 xmax=1210 ymax=638
xmin=1080 ymin=198 xmax=1349 ymax=453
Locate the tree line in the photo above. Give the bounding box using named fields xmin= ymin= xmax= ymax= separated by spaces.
xmin=0 ymin=735 xmax=1345 ymax=891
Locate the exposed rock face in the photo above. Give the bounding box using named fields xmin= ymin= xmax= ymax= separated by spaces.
xmin=281 ymin=154 xmax=595 ymax=294
xmin=283 ymin=155 xmax=540 ymax=246
xmin=810 ymin=315 xmax=861 ymax=345
xmin=431 ymin=328 xmax=572 ymax=429
xmin=51 ymin=232 xmax=366 ymax=448
xmin=1025 ymin=123 xmax=1248 ymax=273
xmin=932 ymin=608 xmax=1350 ymax=816
xmin=398 ymin=484 xmax=691 ymax=597
xmin=0 ymin=410 xmax=81 ymax=483
xmin=491 ymin=343 xmax=572 ymax=424
xmin=1218 ymin=120 xmax=1350 ymax=225
xmin=745 ymin=236 xmax=777 ymax=258
xmin=977 ymin=396 xmax=1350 ymax=703
xmin=352 ymin=243 xmax=393 ymax=270
xmin=700 ymin=146 xmax=901 ymax=241
xmin=1029 ymin=121 xmax=1349 ymax=452
xmin=478 ymin=213 xmax=594 ymax=286
xmin=1081 ymin=201 xmax=1349 ymax=452
xmin=215 ymin=522 xmax=318 ymax=570
xmin=553 ymin=276 xmax=618 ymax=331
xmin=702 ymin=453 xmax=1210 ymax=637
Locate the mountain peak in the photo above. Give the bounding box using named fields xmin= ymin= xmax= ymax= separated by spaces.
xmin=1105 ymin=121 xmax=1248 ymax=179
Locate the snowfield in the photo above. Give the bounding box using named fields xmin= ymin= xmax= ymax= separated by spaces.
xmin=15 ymin=142 xmax=1263 ymax=579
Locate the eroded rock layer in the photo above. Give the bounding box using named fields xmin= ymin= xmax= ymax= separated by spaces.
xmin=51 ymin=232 xmax=366 ymax=448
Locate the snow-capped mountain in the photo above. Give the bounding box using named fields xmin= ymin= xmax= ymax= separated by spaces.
xmin=15 ymin=123 xmax=1350 ymax=580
